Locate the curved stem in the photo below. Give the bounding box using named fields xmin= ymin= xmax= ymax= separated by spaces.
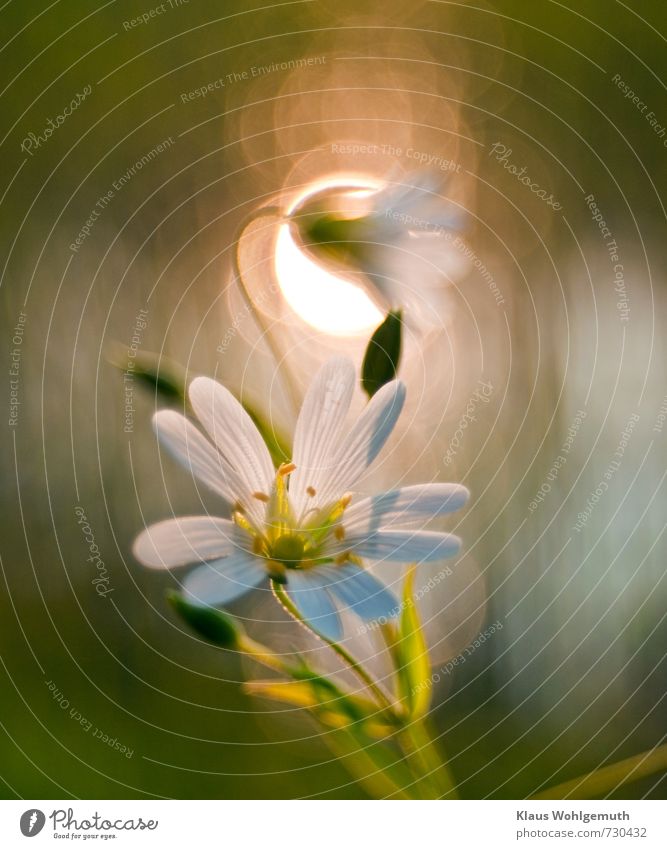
xmin=231 ymin=207 xmax=301 ymax=418
xmin=271 ymin=579 xmax=396 ymax=715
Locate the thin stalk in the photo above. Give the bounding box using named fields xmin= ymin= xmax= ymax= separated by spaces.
xmin=325 ymin=726 xmax=418 ymax=800
xmin=231 ymin=206 xmax=301 ymax=417
xmin=532 ymin=744 xmax=667 ymax=800
xmin=400 ymin=719 xmax=458 ymax=799
xmin=271 ymin=579 xmax=396 ymax=715
xmin=378 ymin=621 xmax=457 ymax=797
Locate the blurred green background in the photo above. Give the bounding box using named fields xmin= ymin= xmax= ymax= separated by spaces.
xmin=1 ymin=0 xmax=666 ymax=799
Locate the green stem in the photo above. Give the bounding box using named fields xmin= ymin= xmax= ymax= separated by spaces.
xmin=379 ymin=620 xmax=458 ymax=797
xmin=232 ymin=207 xmax=301 ymax=417
xmin=532 ymin=744 xmax=667 ymax=800
xmin=325 ymin=725 xmax=418 ymax=800
xmin=271 ymin=579 xmax=396 ymax=715
xmin=399 ymin=720 xmax=458 ymax=799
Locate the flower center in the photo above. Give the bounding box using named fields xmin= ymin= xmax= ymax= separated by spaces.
xmin=270 ymin=532 xmax=305 ymax=569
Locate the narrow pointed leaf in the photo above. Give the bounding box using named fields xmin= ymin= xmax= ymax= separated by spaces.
xmin=109 ymin=346 xmax=186 ymax=405
xmin=396 ymin=565 xmax=432 ymax=717
xmin=361 ymin=310 xmax=403 ymax=398
xmin=325 ymin=725 xmax=422 ymax=799
xmin=246 ymin=672 xmax=396 ymax=738
xmin=244 ymin=680 xmax=321 ymax=710
xmin=532 ymin=744 xmax=667 ymax=800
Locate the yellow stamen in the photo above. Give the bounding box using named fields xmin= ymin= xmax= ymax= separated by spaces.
xmin=233 ymin=511 xmax=255 ymax=535
xmin=334 ymin=525 xmax=345 ymax=541
xmin=252 ymin=491 xmax=270 ymax=503
xmin=278 ymin=462 xmax=296 ymax=476
xmin=340 ymin=493 xmax=352 ymax=508
xmin=306 ymin=486 xmax=316 ymax=497
xmin=266 ymin=470 xmax=293 ymax=539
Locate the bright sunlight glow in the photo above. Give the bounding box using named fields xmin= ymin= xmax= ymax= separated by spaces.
xmin=275 ymin=177 xmax=383 ymax=336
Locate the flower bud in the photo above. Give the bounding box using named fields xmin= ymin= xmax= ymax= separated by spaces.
xmin=167 ymin=590 xmax=244 ymax=648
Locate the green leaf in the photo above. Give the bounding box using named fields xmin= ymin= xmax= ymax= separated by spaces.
xmin=244 ymin=679 xmax=322 ymax=709
xmin=245 ymin=670 xmax=397 ymax=738
xmin=167 ymin=591 xmax=244 ymax=648
xmin=361 ymin=310 xmax=403 ymax=398
xmin=395 ymin=565 xmax=432 ymax=717
xmin=532 ymin=743 xmax=667 ymax=800
xmin=109 ymin=346 xmax=186 ymax=405
xmin=242 ymin=402 xmax=292 ymax=467
xmin=325 ymin=724 xmax=422 ymax=799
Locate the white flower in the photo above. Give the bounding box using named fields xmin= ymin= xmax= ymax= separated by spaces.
xmin=133 ymin=357 xmax=469 ymax=640
xmin=288 ymin=173 xmax=468 ymax=325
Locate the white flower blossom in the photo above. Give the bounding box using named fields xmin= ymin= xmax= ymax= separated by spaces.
xmin=134 ymin=357 xmax=468 ymax=640
xmin=288 ymin=173 xmax=468 ymax=325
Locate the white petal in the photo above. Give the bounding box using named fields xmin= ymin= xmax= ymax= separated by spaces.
xmin=375 ymin=172 xmax=438 ymax=214
xmin=188 ymin=377 xmax=275 ymax=527
xmin=153 ymin=410 xmax=241 ymax=505
xmin=133 ymin=516 xmax=240 ymax=569
xmin=183 ymin=553 xmax=265 ymax=607
xmin=344 ymin=483 xmax=469 ymax=534
xmin=289 ymin=357 xmax=355 ymax=518
xmin=342 ymin=529 xmax=461 ymax=562
xmin=315 ymin=379 xmax=406 ymax=506
xmin=286 ymin=570 xmax=342 ymax=641
xmin=320 ymin=565 xmax=399 ymax=623
xmin=188 ymin=376 xmax=274 ymax=498
xmin=376 ymin=172 xmax=464 ymax=231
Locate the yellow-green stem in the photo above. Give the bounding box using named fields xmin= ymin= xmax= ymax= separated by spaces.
xmin=399 ymin=720 xmax=458 ymax=799
xmin=271 ymin=579 xmax=396 ymax=714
